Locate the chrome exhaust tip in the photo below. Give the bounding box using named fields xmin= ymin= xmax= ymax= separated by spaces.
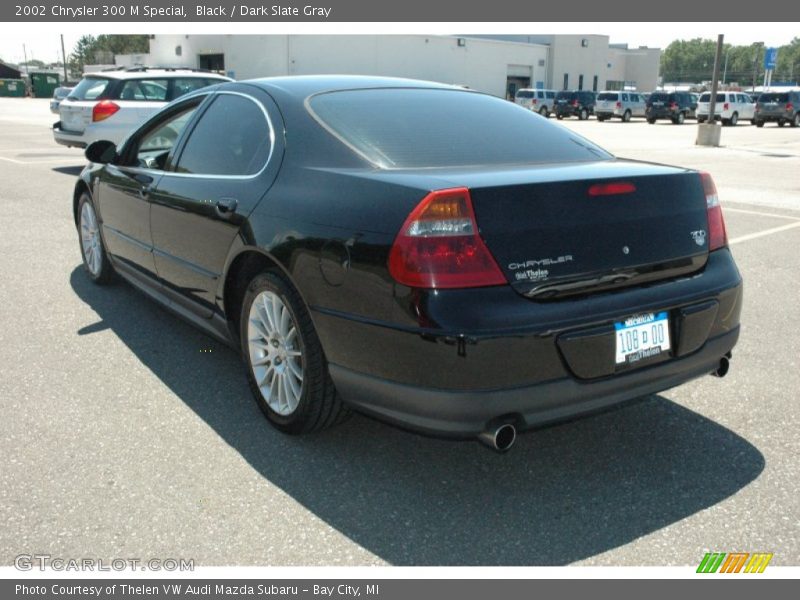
xmin=711 ymin=355 xmax=730 ymax=378
xmin=478 ymin=423 xmax=517 ymax=453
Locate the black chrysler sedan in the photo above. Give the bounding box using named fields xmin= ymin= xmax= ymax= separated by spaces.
xmin=73 ymin=76 xmax=742 ymax=451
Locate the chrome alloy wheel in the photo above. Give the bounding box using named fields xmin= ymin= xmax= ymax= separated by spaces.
xmin=247 ymin=290 xmax=304 ymax=416
xmin=80 ymin=202 xmax=102 ymax=276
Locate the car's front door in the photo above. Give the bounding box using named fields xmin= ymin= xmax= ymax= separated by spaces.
xmin=97 ymin=95 xmax=208 ymax=281
xmin=148 ymin=88 xmax=283 ymax=318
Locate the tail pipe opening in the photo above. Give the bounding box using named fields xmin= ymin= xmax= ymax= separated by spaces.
xmin=711 ymin=352 xmax=732 ymax=378
xmin=478 ymin=422 xmax=517 ymax=453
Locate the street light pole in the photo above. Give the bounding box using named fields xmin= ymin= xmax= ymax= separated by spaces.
xmin=723 ymin=48 xmax=730 ymax=85
xmin=60 ymin=35 xmax=69 ymax=84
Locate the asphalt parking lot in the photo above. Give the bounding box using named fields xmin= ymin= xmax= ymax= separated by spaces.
xmin=0 ymin=97 xmax=798 ymax=567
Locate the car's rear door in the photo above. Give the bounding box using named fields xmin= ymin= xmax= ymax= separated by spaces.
xmin=148 ymin=87 xmax=284 ymax=318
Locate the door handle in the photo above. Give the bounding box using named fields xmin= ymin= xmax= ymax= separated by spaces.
xmin=215 ymin=197 xmax=238 ymax=218
xmin=134 ymin=173 xmax=154 ymax=199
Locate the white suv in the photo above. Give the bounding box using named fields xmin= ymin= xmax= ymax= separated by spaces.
xmin=514 ymin=88 xmax=557 ymax=117
xmin=53 ymin=68 xmax=231 ymax=148
xmin=696 ymin=91 xmax=755 ymax=126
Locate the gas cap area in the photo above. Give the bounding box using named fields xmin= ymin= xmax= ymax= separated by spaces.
xmin=319 ymin=240 xmax=351 ymax=287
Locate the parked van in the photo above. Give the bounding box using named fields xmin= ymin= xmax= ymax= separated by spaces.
xmin=595 ymin=91 xmax=647 ymax=122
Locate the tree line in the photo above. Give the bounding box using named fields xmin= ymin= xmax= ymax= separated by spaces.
xmin=661 ymin=37 xmax=800 ymax=85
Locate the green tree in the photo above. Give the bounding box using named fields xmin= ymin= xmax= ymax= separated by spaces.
xmin=69 ymin=34 xmax=96 ymax=74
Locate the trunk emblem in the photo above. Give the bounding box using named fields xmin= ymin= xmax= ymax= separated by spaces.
xmin=690 ymin=230 xmax=707 ymax=246
xmin=622 ymin=246 xmax=630 ymax=254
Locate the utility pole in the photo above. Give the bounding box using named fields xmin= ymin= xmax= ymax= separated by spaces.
xmin=22 ymin=43 xmax=30 ymax=97
xmin=60 ymin=35 xmax=68 ymax=84
xmin=697 ymin=34 xmax=724 ymax=147
xmin=752 ymin=42 xmax=763 ymax=93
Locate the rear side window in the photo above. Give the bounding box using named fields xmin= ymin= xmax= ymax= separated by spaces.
xmin=308 ymin=88 xmax=612 ymax=169
xmin=119 ymin=79 xmax=169 ymax=101
xmin=68 ymin=77 xmax=112 ymax=101
xmin=545 ymin=91 xmax=555 ymax=99
xmin=176 ymin=93 xmax=272 ymax=176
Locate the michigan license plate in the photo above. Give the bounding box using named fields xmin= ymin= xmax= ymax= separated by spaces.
xmin=614 ymin=312 xmax=671 ymax=364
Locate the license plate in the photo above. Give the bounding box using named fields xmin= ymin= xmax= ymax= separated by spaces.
xmin=614 ymin=312 xmax=670 ymax=364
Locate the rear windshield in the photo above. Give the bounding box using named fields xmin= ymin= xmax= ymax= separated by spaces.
xmin=597 ymin=92 xmax=618 ymax=101
xmin=515 ymin=90 xmax=534 ymax=99
xmin=308 ymin=88 xmax=612 ymax=169
xmin=759 ymin=93 xmax=789 ymax=102
xmin=555 ymin=91 xmax=577 ymax=100
xmin=648 ymin=92 xmax=673 ymax=103
xmin=68 ymin=77 xmax=113 ymax=101
xmin=699 ymin=93 xmax=726 ymax=102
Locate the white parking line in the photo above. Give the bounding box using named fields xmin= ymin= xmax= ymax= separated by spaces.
xmin=729 ymin=221 xmax=800 ymax=245
xmin=725 ymin=207 xmax=800 ymax=221
xmin=0 ymin=156 xmax=79 ymax=164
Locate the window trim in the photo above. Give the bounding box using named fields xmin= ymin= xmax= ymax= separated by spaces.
xmin=165 ymin=91 xmax=276 ymax=180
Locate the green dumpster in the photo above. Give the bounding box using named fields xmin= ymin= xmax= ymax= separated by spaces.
xmin=0 ymin=78 xmax=26 ymax=97
xmin=30 ymin=72 xmax=60 ymax=98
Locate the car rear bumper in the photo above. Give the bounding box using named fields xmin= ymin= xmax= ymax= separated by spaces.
xmin=329 ymin=326 xmax=738 ymax=437
xmin=314 ymin=249 xmax=743 ymax=437
xmin=52 ymin=121 xmax=87 ymax=148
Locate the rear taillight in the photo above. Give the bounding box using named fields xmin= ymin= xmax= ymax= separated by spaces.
xmin=92 ymin=100 xmax=120 ymax=122
xmin=588 ymin=181 xmax=636 ymax=196
xmin=700 ymin=172 xmax=727 ymax=251
xmin=571 ymin=99 xmax=578 ymax=107
xmin=388 ymin=188 xmax=506 ymax=289
xmin=532 ymin=99 xmax=538 ymax=105
xmin=787 ymin=103 xmax=794 ymax=111
xmin=723 ymin=102 xmax=729 ymax=111
xmin=615 ymin=101 xmax=622 ymax=108
xmin=669 ymin=102 xmax=678 ymax=110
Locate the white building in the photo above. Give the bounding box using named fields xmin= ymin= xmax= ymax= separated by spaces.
xmin=138 ymin=34 xmax=660 ymax=98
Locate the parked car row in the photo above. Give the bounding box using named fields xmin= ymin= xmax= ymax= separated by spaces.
xmin=514 ymin=87 xmax=800 ymax=128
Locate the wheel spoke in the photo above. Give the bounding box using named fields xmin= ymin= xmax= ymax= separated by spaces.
xmin=287 ymin=358 xmax=303 ymax=381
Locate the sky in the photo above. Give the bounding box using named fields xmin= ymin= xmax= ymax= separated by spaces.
xmin=1 ymin=23 xmax=797 ymax=66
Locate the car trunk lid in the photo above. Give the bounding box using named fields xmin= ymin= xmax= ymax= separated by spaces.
xmin=59 ymin=101 xmax=94 ymax=133
xmin=461 ymin=161 xmax=710 ymax=299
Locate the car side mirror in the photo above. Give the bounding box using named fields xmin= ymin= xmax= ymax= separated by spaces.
xmin=85 ymin=140 xmax=117 ymax=164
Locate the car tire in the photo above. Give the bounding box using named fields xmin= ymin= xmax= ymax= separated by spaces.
xmin=756 ymin=120 xmax=765 ymax=127
xmin=622 ymin=110 xmax=631 ymax=123
xmin=778 ymin=120 xmax=786 ymax=127
xmin=579 ymin=108 xmax=588 ymax=121
xmin=539 ymin=106 xmax=548 ymax=117
xmin=730 ymin=112 xmax=739 ymax=126
xmin=791 ymin=114 xmax=800 ymax=128
xmin=597 ymin=116 xmax=606 ymax=122
xmin=240 ymin=270 xmax=349 ymax=435
xmin=556 ymin=114 xmax=563 ymax=120
xmin=675 ymin=112 xmax=685 ymax=125
xmin=697 ymin=117 xmax=707 ymax=124
xmin=77 ymin=193 xmax=114 ymax=284
xmin=647 ymin=118 xmax=656 ymax=124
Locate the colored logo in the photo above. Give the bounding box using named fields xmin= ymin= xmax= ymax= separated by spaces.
xmin=697 ymin=552 xmax=773 ymax=573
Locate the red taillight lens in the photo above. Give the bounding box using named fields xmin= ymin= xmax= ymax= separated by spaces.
xmin=723 ymin=102 xmax=729 ymax=111
xmin=588 ymin=182 xmax=636 ymax=196
xmin=700 ymin=172 xmax=727 ymax=251
xmin=92 ymin=100 xmax=120 ymax=122
xmin=388 ymin=188 xmax=506 ymax=289
xmin=787 ymin=103 xmax=794 ymax=111
xmin=571 ymin=99 xmax=578 ymax=106
xmin=669 ymin=102 xmax=678 ymax=110
xmin=615 ymin=101 xmax=622 ymax=108
xmin=532 ymin=99 xmax=538 ymax=105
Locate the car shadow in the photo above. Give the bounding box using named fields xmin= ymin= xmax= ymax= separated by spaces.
xmin=70 ymin=265 xmax=765 ymax=566
xmin=52 ymin=165 xmax=84 ymax=176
